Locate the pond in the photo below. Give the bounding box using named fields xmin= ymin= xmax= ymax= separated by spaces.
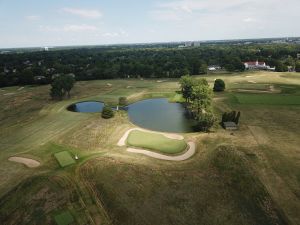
xmin=128 ymin=98 xmax=197 ymax=133
xmin=67 ymin=101 xmax=104 ymax=113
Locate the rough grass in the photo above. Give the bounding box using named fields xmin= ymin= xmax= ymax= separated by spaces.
xmin=0 ymin=73 xmax=300 ymax=224
xmin=126 ymin=130 xmax=187 ymax=154
xmin=210 ymin=145 xmax=288 ymax=225
xmin=169 ymin=93 xmax=185 ymax=103
xmin=0 ymin=176 xmax=89 ymax=225
xmin=54 ymin=151 xmax=76 ymax=167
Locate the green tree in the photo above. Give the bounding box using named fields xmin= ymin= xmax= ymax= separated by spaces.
xmin=191 ymin=79 xmax=212 ymax=115
xmin=179 ymin=75 xmax=193 ymax=103
xmin=213 ymin=79 xmax=226 ymax=92
xmin=295 ymin=61 xmax=300 ymax=72
xmin=199 ymin=63 xmax=208 ymax=74
xmin=19 ymin=69 xmax=34 ymax=85
xmin=50 ymin=74 xmax=76 ymax=100
xmin=275 ymin=61 xmax=288 ymax=72
xmin=50 ymin=77 xmax=65 ymax=100
xmin=101 ymin=106 xmax=114 ymax=119
xmin=62 ymin=75 xmax=75 ymax=98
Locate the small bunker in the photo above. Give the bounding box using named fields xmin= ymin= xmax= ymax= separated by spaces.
xmin=223 ymin=122 xmax=238 ymax=130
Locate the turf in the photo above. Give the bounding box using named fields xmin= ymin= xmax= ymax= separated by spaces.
xmin=235 ymin=93 xmax=300 ymax=105
xmin=54 ymin=151 xmax=76 ymax=167
xmin=126 ymin=130 xmax=187 ymax=154
xmin=54 ymin=211 xmax=74 ymax=225
xmin=169 ymin=93 xmax=185 ymax=103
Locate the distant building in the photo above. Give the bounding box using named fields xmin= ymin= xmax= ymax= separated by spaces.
xmin=223 ymin=122 xmax=238 ymax=130
xmin=193 ymin=42 xmax=201 ymax=47
xmin=208 ymin=65 xmax=221 ymax=71
xmin=297 ymin=53 xmax=300 ymax=59
xmin=34 ymin=76 xmax=46 ymax=82
xmin=52 ymin=73 xmax=75 ymax=80
xmin=244 ymin=60 xmax=275 ymax=71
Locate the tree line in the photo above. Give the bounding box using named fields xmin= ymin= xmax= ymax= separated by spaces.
xmin=1 ymin=43 xmax=300 ymax=87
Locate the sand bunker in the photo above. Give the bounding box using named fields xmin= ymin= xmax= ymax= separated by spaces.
xmin=9 ymin=157 xmax=40 ymax=168
xmin=127 ymin=142 xmax=196 ymax=161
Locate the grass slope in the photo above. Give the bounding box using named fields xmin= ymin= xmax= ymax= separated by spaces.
xmin=126 ymin=130 xmax=187 ymax=154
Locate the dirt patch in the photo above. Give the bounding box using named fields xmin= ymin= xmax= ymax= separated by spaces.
xmin=8 ymin=157 xmax=40 ymax=168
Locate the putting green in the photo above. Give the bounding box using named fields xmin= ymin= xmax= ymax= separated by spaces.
xmin=126 ymin=130 xmax=187 ymax=154
xmin=54 ymin=151 xmax=76 ymax=167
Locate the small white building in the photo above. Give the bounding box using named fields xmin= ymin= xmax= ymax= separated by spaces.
xmin=208 ymin=65 xmax=221 ymax=71
xmin=244 ymin=60 xmax=275 ymax=71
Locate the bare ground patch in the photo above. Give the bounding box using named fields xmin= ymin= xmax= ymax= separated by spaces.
xmin=8 ymin=156 xmax=40 ymax=168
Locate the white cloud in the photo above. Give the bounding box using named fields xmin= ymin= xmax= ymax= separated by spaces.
xmin=62 ymin=8 xmax=102 ymax=19
xmin=39 ymin=24 xmax=98 ymax=32
xmin=63 ymin=24 xmax=98 ymax=32
xmin=149 ymin=0 xmax=294 ymax=22
xmin=150 ymin=10 xmax=182 ymax=21
xmin=243 ymin=17 xmax=257 ymax=23
xmin=26 ymin=15 xmax=40 ymax=21
xmin=39 ymin=25 xmax=60 ymax=32
xmin=102 ymin=29 xmax=129 ymax=38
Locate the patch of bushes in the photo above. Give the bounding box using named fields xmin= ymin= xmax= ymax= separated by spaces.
xmin=101 ymin=106 xmax=114 ymax=119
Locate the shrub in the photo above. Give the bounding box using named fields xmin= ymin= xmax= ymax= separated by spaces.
xmin=213 ymin=79 xmax=226 ymax=92
xmin=195 ymin=112 xmax=215 ymax=132
xmin=119 ymin=96 xmax=127 ymax=106
xmin=101 ymin=106 xmax=114 ymax=119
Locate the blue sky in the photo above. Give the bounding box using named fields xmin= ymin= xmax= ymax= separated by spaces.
xmin=0 ymin=0 xmax=300 ymax=48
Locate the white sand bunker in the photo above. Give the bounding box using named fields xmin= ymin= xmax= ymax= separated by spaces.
xmin=127 ymin=142 xmax=196 ymax=161
xmin=118 ymin=128 xmax=195 ymax=161
xmin=9 ymin=157 xmax=40 ymax=168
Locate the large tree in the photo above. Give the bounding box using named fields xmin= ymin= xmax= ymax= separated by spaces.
xmin=190 ymin=79 xmax=212 ymax=116
xmin=179 ymin=76 xmax=214 ymax=131
xmin=61 ymin=75 xmax=75 ymax=98
xmin=50 ymin=74 xmax=76 ymax=100
xmin=179 ymin=75 xmax=193 ymax=103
